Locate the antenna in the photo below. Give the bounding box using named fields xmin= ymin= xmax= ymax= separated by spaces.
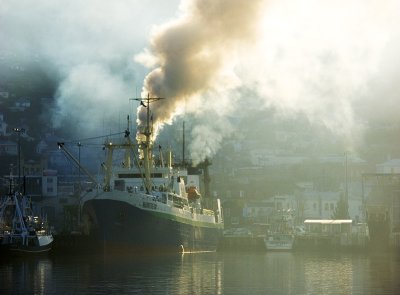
xmin=130 ymin=93 xmax=164 ymax=135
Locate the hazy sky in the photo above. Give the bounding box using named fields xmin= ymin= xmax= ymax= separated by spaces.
xmin=1 ymin=0 xmax=400 ymax=162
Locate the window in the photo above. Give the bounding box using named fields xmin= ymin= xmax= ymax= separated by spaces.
xmin=114 ymin=180 xmax=125 ymax=191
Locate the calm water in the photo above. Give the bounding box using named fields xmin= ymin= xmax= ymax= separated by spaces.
xmin=1 ymin=251 xmax=399 ymax=294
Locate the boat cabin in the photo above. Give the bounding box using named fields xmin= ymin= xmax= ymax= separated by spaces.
xmin=304 ymin=219 xmax=353 ymax=235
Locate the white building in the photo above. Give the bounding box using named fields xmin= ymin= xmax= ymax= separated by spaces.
xmin=42 ymin=169 xmax=58 ymax=197
xmin=297 ymin=183 xmax=364 ymax=222
xmin=0 ymin=140 xmax=17 ymax=156
xmin=0 ymin=91 xmax=9 ymax=99
xmin=376 ymin=159 xmax=400 ymax=174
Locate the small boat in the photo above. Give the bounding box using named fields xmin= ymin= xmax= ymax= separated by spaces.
xmin=0 ymin=191 xmax=53 ymax=254
xmin=264 ymin=233 xmax=295 ymax=250
xmin=264 ymin=209 xmax=295 ymax=250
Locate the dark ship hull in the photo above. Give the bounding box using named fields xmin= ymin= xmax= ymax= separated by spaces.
xmin=6 ymin=241 xmax=53 ymax=254
xmin=0 ymin=235 xmax=53 ymax=255
xmin=82 ymin=199 xmax=223 ymax=253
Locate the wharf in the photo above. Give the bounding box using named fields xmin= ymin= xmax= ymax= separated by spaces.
xmin=217 ymin=235 xmax=373 ymax=252
xmin=294 ymin=234 xmax=368 ymax=252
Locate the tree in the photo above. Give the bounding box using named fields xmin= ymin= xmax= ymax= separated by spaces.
xmin=332 ymin=192 xmax=350 ymax=219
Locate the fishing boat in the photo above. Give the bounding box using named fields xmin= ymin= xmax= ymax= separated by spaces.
xmin=264 ymin=233 xmax=295 ymax=250
xmin=264 ymin=210 xmax=295 ymax=251
xmin=0 ymin=191 xmax=53 ymax=254
xmin=70 ymin=96 xmax=224 ymax=253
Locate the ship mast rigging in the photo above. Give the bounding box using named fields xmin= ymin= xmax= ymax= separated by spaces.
xmin=131 ymin=93 xmax=164 ymax=193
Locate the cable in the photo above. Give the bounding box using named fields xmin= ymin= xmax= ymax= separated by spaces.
xmin=62 ymin=131 xmax=126 ymax=145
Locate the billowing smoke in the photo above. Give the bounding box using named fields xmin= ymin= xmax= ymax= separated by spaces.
xmin=135 ymin=0 xmax=266 ymax=140
xmin=243 ymin=0 xmax=400 ymax=147
xmin=137 ymin=0 xmax=400 ymax=163
xmin=0 ymin=0 xmax=180 ymax=136
xmin=2 ymin=0 xmax=400 ymax=163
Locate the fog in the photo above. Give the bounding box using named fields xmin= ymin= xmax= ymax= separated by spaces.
xmin=1 ymin=0 xmax=400 ymax=163
xmin=1 ymin=0 xmax=181 ymax=133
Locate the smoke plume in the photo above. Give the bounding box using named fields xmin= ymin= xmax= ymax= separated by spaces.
xmin=0 ymin=0 xmax=180 ymax=136
xmin=137 ymin=0 xmax=400 ymax=163
xmin=2 ymin=0 xmax=400 ymax=163
xmin=135 ymin=0 xmax=266 ymax=138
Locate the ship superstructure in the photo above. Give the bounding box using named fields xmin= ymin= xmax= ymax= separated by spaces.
xmin=76 ymin=95 xmax=223 ymax=252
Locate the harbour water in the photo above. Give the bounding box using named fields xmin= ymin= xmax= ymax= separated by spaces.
xmin=1 ymin=250 xmax=399 ymax=294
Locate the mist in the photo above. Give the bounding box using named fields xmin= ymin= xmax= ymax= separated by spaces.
xmin=1 ymin=0 xmax=400 ymax=162
xmin=0 ymin=0 xmax=180 ymax=136
xmin=136 ymin=0 xmax=400 ymax=163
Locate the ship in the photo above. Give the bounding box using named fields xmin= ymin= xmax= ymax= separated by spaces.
xmin=69 ymin=95 xmax=224 ymax=253
xmin=0 ymin=188 xmax=53 ymax=254
xmin=264 ymin=210 xmax=295 ymax=251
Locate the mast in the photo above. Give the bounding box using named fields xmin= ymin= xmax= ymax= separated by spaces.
xmin=345 ymin=152 xmax=348 ymax=204
xmin=13 ymin=127 xmax=24 ymax=191
xmin=182 ymin=121 xmax=185 ymax=166
xmin=124 ymin=115 xmax=132 ymax=169
xmin=131 ymin=93 xmax=164 ymax=193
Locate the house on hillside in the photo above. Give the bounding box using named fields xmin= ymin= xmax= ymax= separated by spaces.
xmin=10 ymin=97 xmax=31 ymax=111
xmin=242 ymin=195 xmax=298 ymax=224
xmin=36 ymin=133 xmax=62 ymax=155
xmin=243 ymin=200 xmax=275 ymax=224
xmin=296 ymin=183 xmax=363 ymax=223
xmin=0 ymin=139 xmax=17 ymax=156
xmin=0 ymin=90 xmax=9 ymax=99
xmin=0 ymin=113 xmax=7 ymax=136
xmin=376 ymin=159 xmax=400 ymax=174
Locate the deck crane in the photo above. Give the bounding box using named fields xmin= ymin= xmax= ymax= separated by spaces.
xmin=57 ymin=142 xmax=99 ymax=187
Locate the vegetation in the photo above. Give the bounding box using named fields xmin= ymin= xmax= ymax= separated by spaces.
xmin=331 ymin=193 xmax=350 ymax=219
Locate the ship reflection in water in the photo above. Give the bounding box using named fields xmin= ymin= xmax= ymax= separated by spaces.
xmin=0 ymin=252 xmax=399 ymax=294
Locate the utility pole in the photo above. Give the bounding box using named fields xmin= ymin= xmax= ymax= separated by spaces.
xmin=78 ymin=142 xmax=82 ymax=193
